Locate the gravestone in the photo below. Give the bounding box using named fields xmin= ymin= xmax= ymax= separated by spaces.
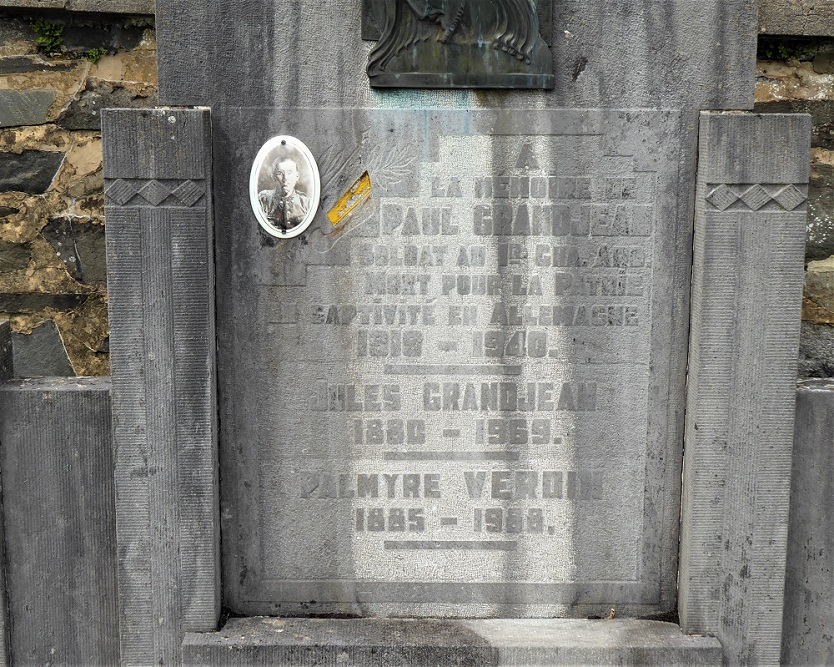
xmin=219 ymin=107 xmax=688 ymax=618
xmin=101 ymin=0 xmax=810 ymax=663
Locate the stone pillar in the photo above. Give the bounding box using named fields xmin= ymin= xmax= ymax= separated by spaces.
xmin=679 ymin=111 xmax=811 ymax=665
xmin=103 ymin=108 xmax=219 ymax=665
xmin=0 ymin=376 xmax=118 ymax=665
xmin=782 ymin=379 xmax=834 ymax=666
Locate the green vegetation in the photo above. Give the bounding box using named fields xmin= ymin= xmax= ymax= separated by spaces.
xmin=29 ymin=19 xmax=64 ymax=56
xmin=757 ymin=37 xmax=833 ymax=62
xmin=85 ymin=47 xmax=108 ymax=65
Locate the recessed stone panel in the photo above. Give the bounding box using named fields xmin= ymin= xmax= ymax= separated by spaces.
xmin=218 ymin=108 xmax=690 ymax=618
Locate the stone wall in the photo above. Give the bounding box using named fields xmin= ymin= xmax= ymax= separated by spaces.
xmin=756 ymin=36 xmax=834 ymax=377
xmin=0 ymin=9 xmax=155 ymax=376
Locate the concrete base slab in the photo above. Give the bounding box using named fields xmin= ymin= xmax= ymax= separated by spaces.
xmin=183 ymin=618 xmax=722 ymax=666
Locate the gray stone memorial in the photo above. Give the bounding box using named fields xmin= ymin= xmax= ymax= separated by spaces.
xmin=219 ymin=108 xmax=689 ymax=618
xmin=96 ymin=0 xmax=813 ymax=662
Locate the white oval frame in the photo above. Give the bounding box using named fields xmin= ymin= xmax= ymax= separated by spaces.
xmin=249 ymin=135 xmax=321 ymax=239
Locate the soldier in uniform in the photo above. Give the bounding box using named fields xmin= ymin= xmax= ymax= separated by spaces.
xmin=258 ymin=157 xmax=311 ymax=231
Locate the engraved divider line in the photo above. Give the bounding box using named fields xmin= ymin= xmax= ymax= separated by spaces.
xmin=384 ymin=364 xmax=522 ymax=376
xmin=384 ymin=451 xmax=520 ymax=462
xmin=384 ymin=541 xmax=517 ymax=551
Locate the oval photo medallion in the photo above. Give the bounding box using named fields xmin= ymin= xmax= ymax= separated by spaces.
xmin=250 ymin=135 xmax=321 ymax=239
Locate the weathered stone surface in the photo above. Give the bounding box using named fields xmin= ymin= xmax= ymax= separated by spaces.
xmin=760 ymin=0 xmax=834 ymax=35
xmin=0 ymin=90 xmax=56 ymax=128
xmin=42 ymin=217 xmax=106 ymax=285
xmin=0 ymin=322 xmax=11 ymax=667
xmin=783 ymin=379 xmax=834 ymax=665
xmin=0 ymin=0 xmax=153 ymax=13
xmin=0 ymin=377 xmax=118 ymax=666
xmin=0 ymin=320 xmax=11 ymax=383
xmin=183 ymin=618 xmax=722 ymax=667
xmin=57 ymin=78 xmax=156 ymax=131
xmin=754 ymin=100 xmax=834 ymax=151
xmin=11 ymin=319 xmax=74 ymax=377
xmin=0 ymin=241 xmax=29 ymax=272
xmin=803 ymin=255 xmax=834 ymax=321
xmin=60 ymin=23 xmax=147 ymax=52
xmin=680 ymin=112 xmax=810 ymax=665
xmin=103 ymin=107 xmax=206 ymax=180
xmin=806 ymin=164 xmax=834 ymax=261
xmin=0 ymin=150 xmax=63 ymax=194
xmin=798 ymin=322 xmax=834 ymax=377
xmin=813 ymin=51 xmax=834 ymax=74
xmin=103 ymin=107 xmax=218 ymax=666
xmin=0 ymin=16 xmax=30 ymax=48
xmin=0 ymin=207 xmax=18 ymax=219
xmin=755 ymin=57 xmax=834 ymax=106
xmin=0 ymin=292 xmax=86 ymax=312
xmin=218 ymin=108 xmax=690 ymax=619
xmin=0 ymin=56 xmax=73 ymax=74
xmin=156 ymin=0 xmax=756 ymax=110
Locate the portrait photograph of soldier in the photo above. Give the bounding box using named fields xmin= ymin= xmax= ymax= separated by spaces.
xmin=250 ymin=136 xmax=320 ymax=239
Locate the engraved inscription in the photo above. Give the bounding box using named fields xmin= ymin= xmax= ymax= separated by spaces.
xmin=222 ymin=110 xmax=685 ymax=615
xmin=257 ymin=130 xmax=654 ymax=592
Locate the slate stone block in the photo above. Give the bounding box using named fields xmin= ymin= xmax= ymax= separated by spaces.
xmin=0 ymin=293 xmax=86 ymax=313
xmin=103 ymin=107 xmax=218 ymax=666
xmin=782 ymin=379 xmax=834 ymax=665
xmin=0 ymin=377 xmax=118 ymax=666
xmin=0 ymin=241 xmax=30 ymax=273
xmin=42 ymin=217 xmax=106 ymax=286
xmin=11 ymin=320 xmax=74 ymax=378
xmin=0 ymin=56 xmax=73 ymax=74
xmin=0 ymin=150 xmax=63 ymax=194
xmin=183 ymin=618 xmax=723 ymax=667
xmin=754 ymin=100 xmax=834 ymax=151
xmin=0 ymin=321 xmax=11 ymax=387
xmin=0 ymin=0 xmax=153 ymax=12
xmin=0 ymin=18 xmax=30 ymax=49
xmin=798 ymin=321 xmax=834 ymax=377
xmin=679 ymin=112 xmax=810 ymax=666
xmin=806 ymin=164 xmax=834 ymax=261
xmin=813 ymin=51 xmax=834 ymax=74
xmin=0 ymin=90 xmax=56 ymax=128
xmin=57 ymin=78 xmax=157 ymax=131
xmin=760 ymin=0 xmax=834 ymax=35
xmin=60 ymin=23 xmax=146 ymax=52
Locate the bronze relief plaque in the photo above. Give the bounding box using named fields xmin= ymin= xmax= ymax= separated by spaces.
xmin=363 ymin=0 xmax=555 ymax=88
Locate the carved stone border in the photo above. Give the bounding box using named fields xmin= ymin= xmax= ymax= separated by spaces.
xmin=103 ymin=108 xmax=219 ymax=665
xmin=679 ymin=111 xmax=810 ymax=665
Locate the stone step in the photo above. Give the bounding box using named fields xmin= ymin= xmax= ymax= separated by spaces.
xmin=183 ymin=618 xmax=722 ymax=666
